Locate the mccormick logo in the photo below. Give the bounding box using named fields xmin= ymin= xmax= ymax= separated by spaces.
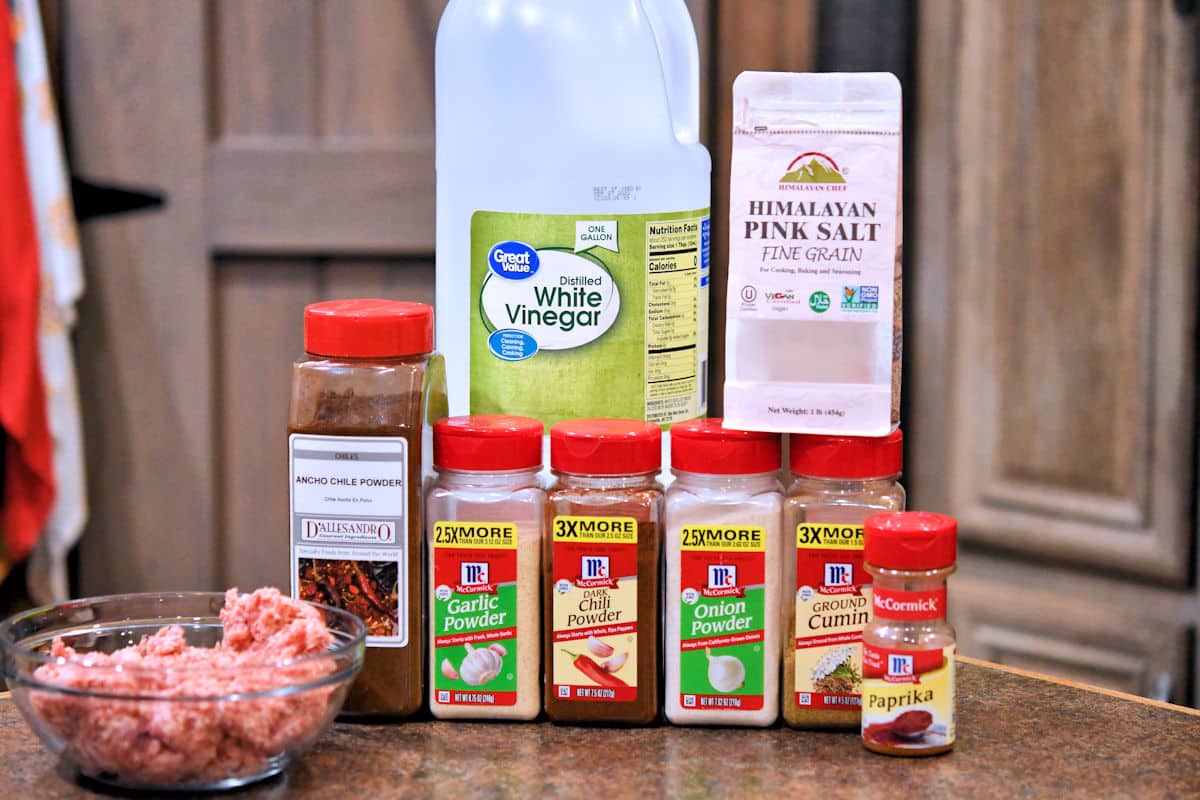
xmin=888 ymin=654 xmax=914 ymax=677
xmin=576 ymin=555 xmax=617 ymax=589
xmin=702 ymin=564 xmax=744 ymax=598
xmin=779 ymin=152 xmax=848 ymax=191
xmin=819 ymin=562 xmax=857 ymax=595
xmin=842 ymin=285 xmax=880 ymax=311
xmin=455 ymin=561 xmax=496 ymax=595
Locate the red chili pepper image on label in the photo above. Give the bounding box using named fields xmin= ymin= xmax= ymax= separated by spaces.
xmin=563 ymin=650 xmax=630 ymax=688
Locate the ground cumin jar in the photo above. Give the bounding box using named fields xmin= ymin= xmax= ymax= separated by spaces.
xmin=544 ymin=418 xmax=663 ymax=725
xmin=287 ymin=298 xmax=445 ymax=717
xmin=664 ymin=418 xmax=783 ymax=727
xmin=782 ymin=429 xmax=905 ymax=728
xmin=426 ymin=415 xmax=544 ymax=721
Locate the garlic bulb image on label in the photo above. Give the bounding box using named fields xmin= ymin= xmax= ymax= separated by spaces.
xmin=706 ymin=648 xmax=746 ymax=693
xmin=459 ymin=645 xmax=503 ymax=687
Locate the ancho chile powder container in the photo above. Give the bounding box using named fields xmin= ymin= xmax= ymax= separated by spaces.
xmin=544 ymin=418 xmax=663 ymax=725
xmin=287 ymin=298 xmax=445 ymax=717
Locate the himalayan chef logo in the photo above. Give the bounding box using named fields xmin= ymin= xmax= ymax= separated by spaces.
xmin=780 ymin=152 xmax=846 ymax=184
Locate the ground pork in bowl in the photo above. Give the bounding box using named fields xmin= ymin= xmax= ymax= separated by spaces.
xmin=0 ymin=588 xmax=365 ymax=791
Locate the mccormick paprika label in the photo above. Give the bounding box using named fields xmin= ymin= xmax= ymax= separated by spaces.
xmin=793 ymin=523 xmax=871 ymax=709
xmin=677 ymin=526 xmax=766 ymax=711
xmin=862 ymin=644 xmax=956 ymax=749
xmin=431 ymin=522 xmax=519 ymax=706
xmin=551 ymin=516 xmax=639 ymax=702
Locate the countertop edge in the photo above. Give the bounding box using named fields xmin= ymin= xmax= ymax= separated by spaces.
xmin=957 ymin=655 xmax=1200 ymax=717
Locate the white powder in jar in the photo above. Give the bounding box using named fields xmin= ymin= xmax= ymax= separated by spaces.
xmin=664 ymin=486 xmax=782 ymax=726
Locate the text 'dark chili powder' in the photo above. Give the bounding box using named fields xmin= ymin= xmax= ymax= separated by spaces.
xmin=544 ymin=418 xmax=663 ymax=725
xmin=288 ymin=298 xmax=445 ymax=717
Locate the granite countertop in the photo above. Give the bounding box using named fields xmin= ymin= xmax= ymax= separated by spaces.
xmin=2 ymin=657 xmax=1198 ymax=798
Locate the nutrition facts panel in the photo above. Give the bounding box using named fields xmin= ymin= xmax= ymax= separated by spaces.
xmin=645 ymin=218 xmax=703 ymax=425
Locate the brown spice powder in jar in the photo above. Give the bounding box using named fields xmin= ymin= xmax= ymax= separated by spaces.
xmin=288 ymin=300 xmax=444 ymax=718
xmin=543 ymin=419 xmax=663 ymax=725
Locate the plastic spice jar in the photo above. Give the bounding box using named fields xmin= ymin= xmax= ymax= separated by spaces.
xmin=426 ymin=415 xmax=545 ymax=721
xmin=543 ymin=418 xmax=663 ymax=725
xmin=782 ymin=429 xmax=905 ymax=729
xmin=287 ymin=299 xmax=446 ymax=717
xmin=861 ymin=511 xmax=957 ymax=756
xmin=664 ymin=419 xmax=783 ymax=727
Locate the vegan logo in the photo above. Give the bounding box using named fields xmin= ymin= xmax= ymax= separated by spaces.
xmin=809 ymin=291 xmax=831 ymax=313
xmin=842 ymin=285 xmax=880 ymax=312
xmin=780 ymin=152 xmax=846 ymax=184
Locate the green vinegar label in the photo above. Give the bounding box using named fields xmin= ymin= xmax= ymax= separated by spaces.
xmin=470 ymin=209 xmax=710 ymax=426
xmin=432 ymin=522 xmax=519 ymax=706
xmin=677 ymin=526 xmax=767 ymax=711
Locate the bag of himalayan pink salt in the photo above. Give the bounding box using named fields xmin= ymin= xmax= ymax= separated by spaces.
xmin=723 ymin=72 xmax=902 ymax=436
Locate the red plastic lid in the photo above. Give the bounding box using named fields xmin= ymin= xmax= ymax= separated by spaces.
xmin=864 ymin=511 xmax=957 ymax=570
xmin=304 ymin=299 xmax=434 ymax=358
xmin=550 ymin=418 xmax=661 ymax=476
xmin=434 ymin=415 xmax=544 ymax=472
xmin=671 ymin=418 xmax=781 ymax=475
xmin=790 ymin=428 xmax=903 ymax=479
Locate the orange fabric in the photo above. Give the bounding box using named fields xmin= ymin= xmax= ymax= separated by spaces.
xmin=0 ymin=1 xmax=54 ymax=563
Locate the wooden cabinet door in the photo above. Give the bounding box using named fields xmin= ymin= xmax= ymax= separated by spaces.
xmin=912 ymin=0 xmax=1198 ymax=702
xmin=65 ymin=0 xmax=711 ymax=595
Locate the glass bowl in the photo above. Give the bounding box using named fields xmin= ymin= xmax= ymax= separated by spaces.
xmin=0 ymin=591 xmax=365 ymax=791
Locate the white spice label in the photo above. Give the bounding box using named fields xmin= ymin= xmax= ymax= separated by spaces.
xmin=289 ymin=433 xmax=407 ymax=647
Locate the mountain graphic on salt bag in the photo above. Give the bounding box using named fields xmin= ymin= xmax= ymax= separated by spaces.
xmin=780 ymin=157 xmax=845 ymax=184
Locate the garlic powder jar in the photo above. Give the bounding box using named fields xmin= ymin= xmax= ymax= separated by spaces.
xmin=426 ymin=415 xmax=544 ymax=720
xmin=664 ymin=418 xmax=783 ymax=726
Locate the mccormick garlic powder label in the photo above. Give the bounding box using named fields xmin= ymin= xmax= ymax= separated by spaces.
xmin=551 ymin=516 xmax=639 ymax=702
xmin=793 ymin=523 xmax=871 ymax=709
xmin=678 ymin=526 xmax=767 ymax=710
xmin=432 ymin=522 xmax=519 ymax=706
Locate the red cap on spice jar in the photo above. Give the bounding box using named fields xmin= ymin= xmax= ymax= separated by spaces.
xmin=550 ymin=418 xmax=661 ymax=476
xmin=304 ymin=299 xmax=434 ymax=358
xmin=670 ymin=418 xmax=781 ymax=475
xmin=434 ymin=415 xmax=543 ymax=472
xmin=790 ymin=428 xmax=903 ymax=479
xmin=864 ymin=511 xmax=957 ymax=570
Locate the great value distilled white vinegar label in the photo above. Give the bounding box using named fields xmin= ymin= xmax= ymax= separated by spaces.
xmin=289 ymin=434 xmax=408 ymax=647
xmin=470 ymin=209 xmax=710 ymax=427
xmin=724 ymin=72 xmax=901 ymax=436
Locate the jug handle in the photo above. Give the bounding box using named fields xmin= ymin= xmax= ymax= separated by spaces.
xmin=641 ymin=0 xmax=701 ymax=145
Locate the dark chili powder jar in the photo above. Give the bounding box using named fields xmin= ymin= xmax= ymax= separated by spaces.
xmin=544 ymin=419 xmax=663 ymax=725
xmin=288 ymin=298 xmax=446 ymax=717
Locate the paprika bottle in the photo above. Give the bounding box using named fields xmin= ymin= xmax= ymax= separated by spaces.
xmin=861 ymin=511 xmax=957 ymax=756
xmin=288 ymin=299 xmax=446 ymax=717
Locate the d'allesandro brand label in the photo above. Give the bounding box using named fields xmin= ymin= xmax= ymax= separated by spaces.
xmin=470 ymin=209 xmax=710 ymax=426
xmin=862 ymin=643 xmax=956 ymax=749
xmin=432 ymin=522 xmax=519 ymax=706
xmin=793 ymin=523 xmax=871 ymax=709
xmin=551 ymin=516 xmax=639 ymax=702
xmin=678 ymin=526 xmax=767 ymax=711
xmin=289 ymin=434 xmax=407 ymax=647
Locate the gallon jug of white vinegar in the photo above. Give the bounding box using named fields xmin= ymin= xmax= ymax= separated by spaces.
xmin=435 ymin=0 xmax=711 ymax=436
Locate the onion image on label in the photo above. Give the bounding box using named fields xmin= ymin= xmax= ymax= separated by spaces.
xmin=706 ymin=648 xmax=746 ymax=693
